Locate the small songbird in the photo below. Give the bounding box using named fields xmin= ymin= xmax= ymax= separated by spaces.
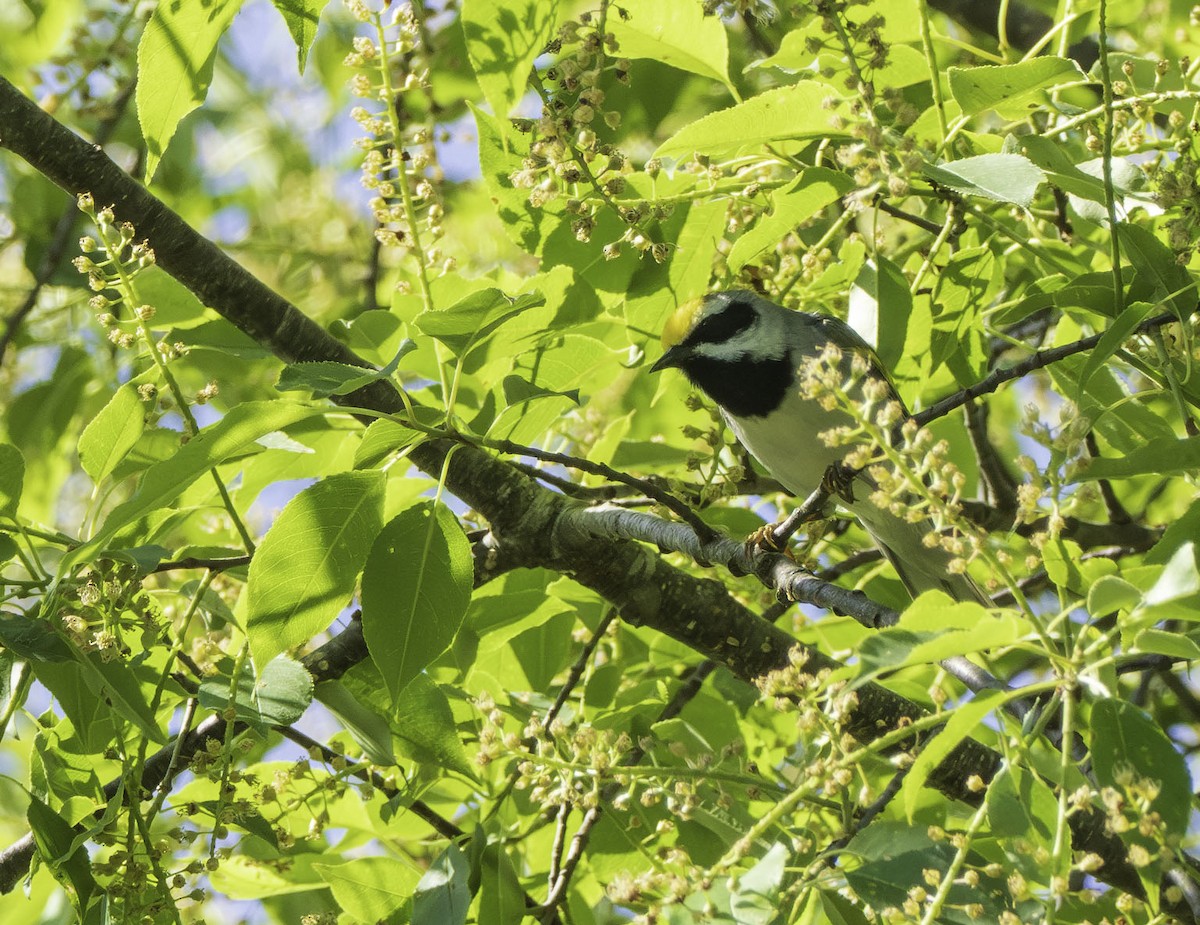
xmin=650 ymin=289 xmax=985 ymax=604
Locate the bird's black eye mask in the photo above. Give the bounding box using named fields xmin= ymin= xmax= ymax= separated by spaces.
xmin=685 ymin=297 xmax=756 ymax=348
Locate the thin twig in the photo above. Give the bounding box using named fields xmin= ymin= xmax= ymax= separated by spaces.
xmin=910 ymin=311 xmax=1179 ymax=430
xmin=483 ymin=435 xmax=719 ymax=542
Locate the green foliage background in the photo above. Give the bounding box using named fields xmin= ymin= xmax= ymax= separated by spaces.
xmin=2 ymin=0 xmax=1200 ymax=922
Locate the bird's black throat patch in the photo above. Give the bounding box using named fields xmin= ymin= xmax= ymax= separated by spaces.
xmin=683 ymin=353 xmax=794 ymax=418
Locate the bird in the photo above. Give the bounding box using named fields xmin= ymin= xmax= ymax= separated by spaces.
xmin=649 ymin=289 xmax=986 ymax=605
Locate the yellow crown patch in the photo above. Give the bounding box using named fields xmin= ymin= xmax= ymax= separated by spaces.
xmin=660 ymin=297 xmax=706 ymax=350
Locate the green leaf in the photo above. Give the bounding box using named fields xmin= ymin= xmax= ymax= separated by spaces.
xmin=270 ymin=0 xmax=322 ymax=72
xmin=728 ymin=169 xmax=854 ymax=272
xmin=1117 ymin=223 xmax=1194 ymax=314
xmin=131 ymin=267 xmax=210 ymax=329
xmin=28 ymin=795 xmax=97 ymax=912
xmin=477 ymin=845 xmax=525 ymax=925
xmin=413 ymin=844 xmax=471 ymax=925
xmin=1131 ymin=628 xmax=1200 ymax=660
xmin=1091 ymin=699 xmax=1192 ymax=856
xmin=608 ymin=0 xmax=732 ymax=92
xmin=78 ymin=385 xmax=147 ymax=485
xmin=1017 ymin=135 xmax=1110 ymax=203
xmin=844 ymin=822 xmax=956 ymax=909
xmin=654 ymin=82 xmax=849 ymax=162
xmin=60 ymin=401 xmax=324 ymax=576
xmin=246 ymin=470 xmax=385 ymax=670
xmin=354 ymin=419 xmax=424 ymax=469
xmin=276 ymin=341 xmax=415 ymax=398
xmin=84 ymin=653 xmax=166 ymax=744
xmin=1080 ymin=434 xmax=1200 ymax=480
xmin=0 ymin=443 xmax=25 ymax=518
xmin=198 ymin=655 xmax=314 ymax=729
xmin=137 ymin=0 xmax=245 ymax=181
xmin=1076 ymin=302 xmax=1156 ymax=399
xmin=901 ymin=690 xmax=1005 ymax=820
xmin=361 ymin=501 xmax=473 ymax=702
xmin=461 ymin=0 xmax=558 ymax=118
xmin=924 ymin=153 xmax=1045 ymax=207
xmin=986 ymin=764 xmax=1057 ymax=841
xmin=315 ymin=678 xmax=396 ymax=766
xmin=415 ymin=288 xmax=545 ymax=357
xmin=857 ymin=594 xmax=1024 ymax=678
xmin=0 ymin=613 xmax=74 ymax=662
xmin=315 ymin=856 xmax=420 ymax=921
xmin=1129 ymin=542 xmax=1200 ymax=626
xmin=848 ymin=256 xmax=911 ymax=371
xmin=1087 ymin=575 xmax=1142 ymax=617
xmin=392 ymin=674 xmax=475 ymax=777
xmin=275 ymin=362 xmax=378 ymax=397
xmin=472 ymin=104 xmax=565 ymax=254
xmin=948 ymin=57 xmax=1087 ymax=119
xmin=730 ymin=843 xmax=786 ymax=925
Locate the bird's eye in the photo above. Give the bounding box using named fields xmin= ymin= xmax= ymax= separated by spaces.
xmin=691 ymin=298 xmax=756 ymax=344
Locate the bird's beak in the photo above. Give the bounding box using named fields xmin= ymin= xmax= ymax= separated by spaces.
xmin=650 ymin=297 xmax=704 ymax=373
xmin=649 ymin=345 xmax=687 ymax=373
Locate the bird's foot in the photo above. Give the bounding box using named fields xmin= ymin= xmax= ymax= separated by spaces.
xmin=744 ymin=520 xmax=801 ymax=560
xmin=822 ymin=462 xmax=858 ymax=503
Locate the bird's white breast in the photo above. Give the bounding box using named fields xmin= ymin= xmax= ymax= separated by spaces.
xmin=723 ymin=387 xmax=851 ymax=497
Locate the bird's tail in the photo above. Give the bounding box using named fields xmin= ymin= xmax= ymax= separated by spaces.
xmin=848 ymin=496 xmax=989 ymax=605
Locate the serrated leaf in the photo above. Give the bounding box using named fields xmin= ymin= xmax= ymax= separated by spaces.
xmin=315 ymin=678 xmax=396 ymax=766
xmin=315 ymin=856 xmax=420 ymax=921
xmin=730 ymin=843 xmax=787 ymax=925
xmin=655 ymin=82 xmax=849 ymax=161
xmin=276 ymin=340 xmax=415 ymax=398
xmin=79 ymin=385 xmax=147 ymax=484
xmin=472 ymin=103 xmax=565 ymax=254
xmin=608 ymin=0 xmax=732 ymax=91
xmin=948 ymin=57 xmax=1086 ymax=119
xmin=84 ymin=653 xmax=166 ymax=744
xmin=924 ymin=153 xmax=1045 ymax=207
xmin=1087 ymin=575 xmax=1141 ymax=617
xmin=132 ymin=267 xmax=209 ymax=329
xmin=246 ymin=470 xmax=385 ymax=670
xmin=361 ymin=501 xmax=473 ymax=702
xmin=461 ymin=0 xmax=557 ymax=118
xmin=137 ymin=0 xmax=245 ymax=181
xmin=1077 ymin=303 xmax=1156 ymax=398
xmin=1117 ymin=223 xmax=1194 ymax=314
xmin=1131 ymin=628 xmax=1200 ymax=660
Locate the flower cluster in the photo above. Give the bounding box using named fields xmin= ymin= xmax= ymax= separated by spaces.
xmin=509 ymin=10 xmax=675 ymax=261
xmin=797 ymin=341 xmax=985 ymax=574
xmin=345 ymin=2 xmax=451 ymax=275
xmin=58 ymin=562 xmax=160 ymax=661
